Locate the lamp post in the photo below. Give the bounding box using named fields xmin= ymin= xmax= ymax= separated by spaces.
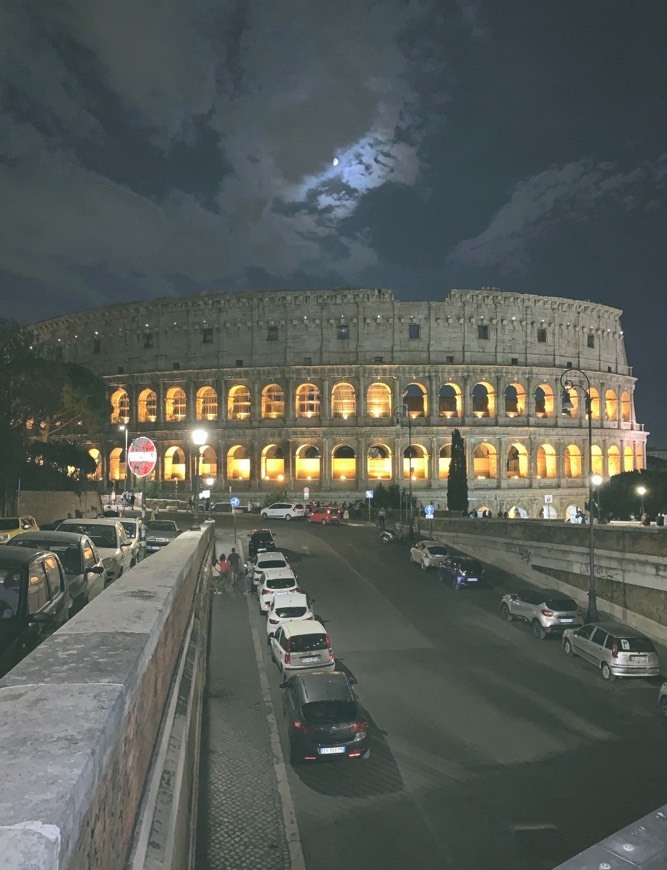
xmin=591 ymin=474 xmax=603 ymax=523
xmin=560 ymin=368 xmax=598 ymax=622
xmin=119 ymin=424 xmax=129 ymax=489
xmin=395 ymin=401 xmax=414 ymax=536
xmin=191 ymin=429 xmax=207 ymax=524
xmin=636 ymin=485 xmax=646 ymax=517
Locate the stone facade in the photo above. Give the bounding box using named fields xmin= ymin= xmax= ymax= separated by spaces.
xmin=29 ymin=287 xmax=646 ymax=518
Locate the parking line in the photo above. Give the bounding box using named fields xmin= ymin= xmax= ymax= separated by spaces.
xmin=247 ymin=597 xmax=307 ymax=870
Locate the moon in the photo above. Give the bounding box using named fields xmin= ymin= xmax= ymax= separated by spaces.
xmin=332 ymin=157 xmax=339 ymax=166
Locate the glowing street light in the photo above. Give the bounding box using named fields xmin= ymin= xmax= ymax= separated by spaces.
xmin=637 ymin=485 xmax=647 ymax=516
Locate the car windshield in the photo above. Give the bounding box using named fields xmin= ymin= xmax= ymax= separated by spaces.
xmin=267 ymin=578 xmax=295 ymax=590
xmin=0 ymin=567 xmax=23 ymax=619
xmin=302 ymin=700 xmax=357 ymax=724
xmin=14 ymin=540 xmax=82 ymax=573
xmin=66 ymin=525 xmax=117 ymax=549
xmin=290 ymin=634 xmax=327 ymax=652
xmin=258 ymin=559 xmax=286 ymax=568
xmin=427 ymin=546 xmax=447 ymax=555
xmin=617 ymin=636 xmax=656 ymax=653
xmin=147 ymin=522 xmax=176 ymax=532
xmin=275 ymin=606 xmax=307 ymax=618
xmin=545 ymin=597 xmax=578 ymax=611
xmin=0 ymin=519 xmax=19 ymax=531
xmin=253 ymin=534 xmax=273 ymax=543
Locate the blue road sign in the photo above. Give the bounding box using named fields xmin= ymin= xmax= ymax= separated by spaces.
xmin=230 ymin=496 xmax=240 ymax=507
xmin=424 ymin=504 xmax=435 ymax=517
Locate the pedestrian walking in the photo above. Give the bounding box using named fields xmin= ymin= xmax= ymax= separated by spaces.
xmin=228 ymin=547 xmax=241 ymax=589
xmin=243 ymin=561 xmax=254 ymax=595
xmin=215 ymin=553 xmax=231 ymax=594
xmin=378 ymin=506 xmax=386 ymax=529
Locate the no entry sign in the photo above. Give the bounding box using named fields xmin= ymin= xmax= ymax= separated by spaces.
xmin=127 ymin=437 xmax=157 ymax=478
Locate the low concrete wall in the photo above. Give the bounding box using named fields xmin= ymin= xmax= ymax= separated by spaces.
xmin=0 ymin=523 xmax=215 ymax=869
xmin=423 ymin=518 xmax=667 ymax=644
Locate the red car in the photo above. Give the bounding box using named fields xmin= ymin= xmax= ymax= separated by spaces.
xmin=309 ymin=506 xmax=342 ymax=525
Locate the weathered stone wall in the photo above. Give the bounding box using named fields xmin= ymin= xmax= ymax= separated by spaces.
xmin=17 ymin=490 xmax=103 ymax=525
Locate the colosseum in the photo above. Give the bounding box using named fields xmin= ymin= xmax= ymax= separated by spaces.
xmin=28 ymin=286 xmax=646 ymax=518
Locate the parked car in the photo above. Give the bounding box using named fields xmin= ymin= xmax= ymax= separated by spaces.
xmin=0 ymin=516 xmax=39 ymax=545
xmin=280 ymin=671 xmax=369 ymax=763
xmin=500 ymin=588 xmax=583 ymax=639
xmin=563 ymin=622 xmax=661 ymax=680
xmin=260 ymin=502 xmax=306 ymax=521
xmin=56 ymin=519 xmax=132 ymax=584
xmin=10 ymin=530 xmax=105 ymax=615
xmin=248 ymin=529 xmax=277 ymax=558
xmin=438 ymin=556 xmax=485 ymax=590
xmin=309 ymin=506 xmax=342 ymax=525
xmin=409 ymin=540 xmax=449 ymax=570
xmin=658 ymin=681 xmax=667 ymax=718
xmin=270 ymin=620 xmax=335 ymax=678
xmin=257 ymin=566 xmax=299 ymax=614
xmin=0 ymin=546 xmax=69 ymax=678
xmin=250 ymin=551 xmax=291 ymax=585
xmin=143 ymin=519 xmax=181 ymax=555
xmin=119 ymin=518 xmax=146 ymax=566
xmin=266 ymin=591 xmax=314 ymax=640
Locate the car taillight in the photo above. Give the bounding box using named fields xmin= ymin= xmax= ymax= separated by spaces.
xmin=293 ymin=720 xmax=313 ymax=734
xmin=541 ymin=609 xmax=554 ymax=617
xmin=328 ymin=648 xmax=334 ymax=662
xmin=612 ymin=640 xmax=619 ymax=658
xmin=284 ymin=652 xmax=291 ymax=665
xmin=352 ymin=720 xmax=367 ymax=733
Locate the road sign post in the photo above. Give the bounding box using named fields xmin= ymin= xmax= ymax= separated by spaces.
xmin=128 ymin=438 xmax=157 ymax=519
xmin=230 ymin=496 xmax=240 ymax=545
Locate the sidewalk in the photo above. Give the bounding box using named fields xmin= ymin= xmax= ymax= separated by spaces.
xmin=195 ymin=529 xmax=294 ymax=870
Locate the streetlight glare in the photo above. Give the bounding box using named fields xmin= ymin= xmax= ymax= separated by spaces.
xmin=591 ymin=474 xmax=603 ymax=487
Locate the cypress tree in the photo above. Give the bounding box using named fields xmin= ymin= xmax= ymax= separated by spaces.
xmin=447 ymin=428 xmax=469 ymax=513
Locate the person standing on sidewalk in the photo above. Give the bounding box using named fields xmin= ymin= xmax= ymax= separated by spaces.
xmin=243 ymin=560 xmax=254 ymax=595
xmin=228 ymin=547 xmax=241 ymax=590
xmin=215 ymin=553 xmax=231 ymax=594
xmin=378 ymin=506 xmax=386 ymax=529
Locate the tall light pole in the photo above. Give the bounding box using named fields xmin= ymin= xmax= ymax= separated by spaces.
xmin=191 ymin=429 xmax=207 ymax=524
xmin=560 ymin=368 xmax=598 ymax=622
xmin=119 ymin=425 xmax=129 ymax=490
xmin=395 ymin=401 xmax=414 ymax=536
xmin=637 ymin=485 xmax=647 ymax=517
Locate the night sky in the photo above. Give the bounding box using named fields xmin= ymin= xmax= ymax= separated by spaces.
xmin=1 ymin=1 xmax=665 ymax=443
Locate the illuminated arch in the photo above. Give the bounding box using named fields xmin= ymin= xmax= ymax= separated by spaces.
xmin=623 ymin=445 xmax=634 ymax=472
xmin=227 ymin=445 xmax=250 ymax=480
xmin=506 ymin=443 xmax=528 ymax=478
xmin=88 ymin=448 xmax=103 ymax=480
xmin=403 ymin=382 xmax=427 ymax=417
xmin=438 ymin=383 xmax=461 ymax=418
xmin=403 ymin=443 xmax=428 ymax=480
xmin=366 ymin=383 xmax=391 ymax=418
xmin=536 ymin=444 xmax=557 ymax=479
xmin=228 ymin=385 xmax=251 ymax=420
xmin=110 ymin=389 xmax=130 ymax=424
xmin=164 ymin=446 xmax=186 ymax=481
xmin=109 ymin=447 xmax=123 ymax=482
xmin=608 ymin=445 xmax=621 ymax=476
xmin=331 ymin=383 xmax=356 ymax=419
xmin=589 ymin=388 xmax=600 ymax=421
xmin=367 ymin=443 xmax=392 ymax=480
xmin=262 ymin=384 xmax=285 ymax=419
xmin=471 ymin=382 xmax=495 ymax=418
xmin=504 ymin=383 xmax=526 ymax=417
xmin=534 ymin=384 xmax=554 ymax=418
xmin=620 ymin=391 xmax=631 ymax=423
xmin=438 ymin=444 xmax=452 ymax=479
xmin=634 ymin=442 xmax=644 ymax=470
xmin=165 ymin=386 xmax=186 ymax=422
xmin=196 ymin=386 xmax=218 ymax=421
xmin=564 ymin=445 xmax=582 ymax=478
xmin=199 ymin=445 xmax=217 ymax=478
xmin=138 ymin=389 xmax=157 ymax=423
xmin=605 ymin=389 xmax=618 ymax=421
xmin=261 ymin=444 xmax=285 ymax=481
xmin=473 ymin=443 xmax=497 ymax=479
xmin=331 ymin=445 xmax=356 ymax=480
xmin=591 ymin=444 xmax=603 ymax=476
xmin=296 ymin=384 xmax=320 ymax=418
xmin=295 ymin=444 xmax=320 ymax=480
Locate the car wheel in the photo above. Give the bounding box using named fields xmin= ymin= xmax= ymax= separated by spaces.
xmin=563 ymin=638 xmax=574 ymax=656
xmin=601 ymin=662 xmax=615 ymax=681
xmin=284 ymin=514 xmax=291 ymax=521
xmin=532 ymin=620 xmax=546 ymax=640
xmin=659 ymin=696 xmax=667 ymax=718
xmin=500 ymin=603 xmax=513 ymax=622
xmin=261 ymin=512 xmax=268 ymax=519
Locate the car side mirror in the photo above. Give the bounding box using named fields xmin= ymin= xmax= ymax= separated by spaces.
xmin=509 ymin=593 xmax=518 ymax=601
xmin=29 ymin=612 xmax=51 ymax=625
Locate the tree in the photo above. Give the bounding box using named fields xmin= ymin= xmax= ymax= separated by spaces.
xmin=447 ymin=429 xmax=469 ymax=513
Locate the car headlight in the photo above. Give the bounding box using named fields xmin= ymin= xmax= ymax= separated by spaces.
xmin=102 ymin=557 xmax=116 ymax=569
xmin=0 ymin=533 xmax=9 ymax=543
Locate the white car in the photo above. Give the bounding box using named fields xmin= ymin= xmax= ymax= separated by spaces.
xmin=257 ymin=566 xmax=299 ymax=614
xmin=57 ymin=518 xmax=133 ymax=584
xmin=270 ymin=621 xmax=335 ymax=678
xmin=251 ymin=551 xmax=291 ymax=585
xmin=119 ymin=518 xmax=146 ymax=566
xmin=260 ymin=502 xmax=306 ymax=521
xmin=409 ymin=540 xmax=449 ymax=571
xmin=265 ymin=591 xmax=314 ymax=640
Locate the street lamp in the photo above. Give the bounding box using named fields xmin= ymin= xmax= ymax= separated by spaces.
xmin=395 ymin=401 xmax=414 ymax=536
xmin=637 ymin=485 xmax=647 ymax=517
xmin=191 ymin=429 xmax=207 ymax=524
xmin=119 ymin=425 xmax=129 ymax=489
xmin=591 ymin=474 xmax=603 ymax=523
xmin=560 ymin=368 xmax=598 ymax=622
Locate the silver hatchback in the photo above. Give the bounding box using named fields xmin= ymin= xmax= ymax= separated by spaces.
xmin=563 ymin=622 xmax=661 ymax=681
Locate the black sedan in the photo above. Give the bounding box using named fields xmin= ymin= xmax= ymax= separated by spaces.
xmin=438 ymin=557 xmax=485 ymax=590
xmin=0 ymin=546 xmax=69 ymax=679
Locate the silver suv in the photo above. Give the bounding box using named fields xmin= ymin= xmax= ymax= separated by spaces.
xmin=563 ymin=622 xmax=660 ymax=681
xmin=500 ymin=588 xmax=582 ymax=639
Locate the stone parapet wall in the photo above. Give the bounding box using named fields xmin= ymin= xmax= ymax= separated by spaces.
xmin=16 ymin=490 xmax=103 ymax=525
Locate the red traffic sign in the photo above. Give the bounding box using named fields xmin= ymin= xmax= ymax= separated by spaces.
xmin=127 ymin=437 xmax=157 ymax=478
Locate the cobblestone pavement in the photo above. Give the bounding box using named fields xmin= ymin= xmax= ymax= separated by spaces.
xmin=196 ymin=531 xmax=293 ymax=870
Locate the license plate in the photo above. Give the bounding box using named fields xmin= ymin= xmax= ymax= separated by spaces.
xmin=467 ymin=578 xmax=478 ymax=583
xmin=319 ymin=746 xmax=346 ymax=755
xmin=301 ymin=656 xmax=319 ymax=663
xmin=630 ymin=655 xmax=646 ymax=662
xmin=559 ymin=618 xmax=574 ymax=623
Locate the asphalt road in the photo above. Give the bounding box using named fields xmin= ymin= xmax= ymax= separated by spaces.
xmin=243 ymin=518 xmax=666 ymax=870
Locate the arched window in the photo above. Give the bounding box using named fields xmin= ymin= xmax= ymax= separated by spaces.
xmin=608 ymin=446 xmax=621 ymax=477
xmin=196 ymin=387 xmax=218 ymax=421
xmin=534 ymin=384 xmax=554 ymax=418
xmin=109 ymin=447 xmax=123 ymax=481
xmin=605 ymin=390 xmax=618 ymax=422
xmin=331 ymin=383 xmax=356 ymax=419
xmin=438 ymin=444 xmax=452 ymax=479
xmin=227 ymin=445 xmax=250 ymax=480
xmin=472 ymin=382 xmax=494 ymax=417
xmin=111 ymin=389 xmax=130 ymax=424
xmin=199 ymin=445 xmax=217 ymax=479
xmin=165 ymin=387 xmax=186 ymax=422
xmin=506 ymin=443 xmax=528 ymax=478
xmin=561 ymin=388 xmax=579 ymax=417
xmin=564 ymin=445 xmax=582 ymax=478
xmin=591 ymin=444 xmax=603 ymax=476
xmin=536 ymin=444 xmax=557 ymax=479
xmin=634 ymin=442 xmax=644 ymax=470
xmin=623 ymin=445 xmax=634 ymax=472
xmin=88 ymin=448 xmax=103 ymax=480
xmin=295 ymin=444 xmax=320 ymax=480
xmin=228 ymin=385 xmax=251 ymax=420
xmin=164 ymin=446 xmax=186 ymax=481
xmin=332 ymin=445 xmax=356 ymax=480
xmin=367 ymin=444 xmax=392 ymax=480
xmin=620 ymin=392 xmax=631 ymax=423
xmin=296 ymin=384 xmax=320 ymax=418
xmin=473 ymin=443 xmax=497 ymax=479
xmin=366 ymin=383 xmax=391 ymax=418
xmin=438 ymin=384 xmax=460 ymax=418
xmin=403 ymin=382 xmax=427 ymax=417
xmin=403 ymin=444 xmax=427 ymax=480
xmin=589 ymin=388 xmax=600 ymax=421
xmin=138 ymin=389 xmax=157 ymax=423
xmin=262 ymin=385 xmax=285 ymax=419
xmin=504 ymin=384 xmax=526 ymax=417
xmin=261 ymin=445 xmax=285 ymax=481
